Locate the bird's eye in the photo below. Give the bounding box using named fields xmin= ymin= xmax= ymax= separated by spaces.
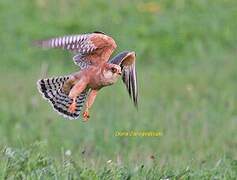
xmin=111 ymin=67 xmax=117 ymax=73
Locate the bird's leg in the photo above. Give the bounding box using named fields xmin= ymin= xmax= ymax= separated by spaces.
xmin=83 ymin=90 xmax=98 ymax=122
xmin=68 ymin=79 xmax=87 ymax=113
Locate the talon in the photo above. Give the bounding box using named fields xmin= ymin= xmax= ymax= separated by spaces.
xmin=83 ymin=111 xmax=90 ymax=122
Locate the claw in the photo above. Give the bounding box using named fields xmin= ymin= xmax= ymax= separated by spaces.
xmin=83 ymin=111 xmax=90 ymax=122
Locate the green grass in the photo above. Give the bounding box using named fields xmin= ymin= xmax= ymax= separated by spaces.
xmin=0 ymin=0 xmax=237 ymax=179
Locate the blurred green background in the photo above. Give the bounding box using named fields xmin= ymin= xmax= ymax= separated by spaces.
xmin=0 ymin=0 xmax=237 ymax=178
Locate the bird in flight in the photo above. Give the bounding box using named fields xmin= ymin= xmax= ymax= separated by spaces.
xmin=35 ymin=31 xmax=138 ymax=121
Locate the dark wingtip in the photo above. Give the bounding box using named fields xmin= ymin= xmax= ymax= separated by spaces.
xmin=135 ymin=103 xmax=138 ymax=111
xmin=133 ymin=96 xmax=138 ymax=110
xmin=93 ymin=31 xmax=106 ymax=35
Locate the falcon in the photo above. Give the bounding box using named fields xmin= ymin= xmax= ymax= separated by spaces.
xmin=35 ymin=31 xmax=138 ymax=121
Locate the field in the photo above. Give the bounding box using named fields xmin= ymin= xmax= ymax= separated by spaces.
xmin=0 ymin=0 xmax=237 ymax=179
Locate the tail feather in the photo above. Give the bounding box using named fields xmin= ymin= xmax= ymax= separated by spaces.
xmin=37 ymin=76 xmax=88 ymax=120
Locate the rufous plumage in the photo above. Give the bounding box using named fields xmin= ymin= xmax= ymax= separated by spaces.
xmin=35 ymin=31 xmax=138 ymax=121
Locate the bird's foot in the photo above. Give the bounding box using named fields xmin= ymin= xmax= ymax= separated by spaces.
xmin=68 ymin=101 xmax=77 ymax=113
xmin=83 ymin=111 xmax=90 ymax=122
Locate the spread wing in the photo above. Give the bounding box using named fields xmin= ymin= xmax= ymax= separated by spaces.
xmin=109 ymin=51 xmax=138 ymax=108
xmin=33 ymin=32 xmax=117 ymax=69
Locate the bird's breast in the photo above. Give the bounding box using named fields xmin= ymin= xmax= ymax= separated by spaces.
xmin=88 ymin=69 xmax=119 ymax=89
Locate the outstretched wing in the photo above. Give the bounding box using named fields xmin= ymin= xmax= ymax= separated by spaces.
xmin=33 ymin=32 xmax=117 ymax=69
xmin=109 ymin=51 xmax=138 ymax=108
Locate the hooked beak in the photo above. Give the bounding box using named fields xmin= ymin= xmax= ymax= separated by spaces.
xmin=117 ymin=69 xmax=122 ymax=75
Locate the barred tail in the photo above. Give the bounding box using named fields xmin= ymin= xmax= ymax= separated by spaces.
xmin=37 ymin=76 xmax=88 ymax=120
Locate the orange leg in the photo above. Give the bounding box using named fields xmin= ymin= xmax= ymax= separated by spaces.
xmin=68 ymin=80 xmax=87 ymax=113
xmin=83 ymin=90 xmax=98 ymax=122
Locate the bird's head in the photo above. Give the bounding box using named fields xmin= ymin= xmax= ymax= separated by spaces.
xmin=104 ymin=63 xmax=121 ymax=75
xmin=102 ymin=63 xmax=122 ymax=84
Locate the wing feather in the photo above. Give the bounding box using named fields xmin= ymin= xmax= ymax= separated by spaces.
xmin=109 ymin=51 xmax=138 ymax=108
xmin=33 ymin=32 xmax=117 ymax=69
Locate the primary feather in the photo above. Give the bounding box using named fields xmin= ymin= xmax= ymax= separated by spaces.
xmin=33 ymin=33 xmax=117 ymax=69
xmin=109 ymin=51 xmax=138 ymax=108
